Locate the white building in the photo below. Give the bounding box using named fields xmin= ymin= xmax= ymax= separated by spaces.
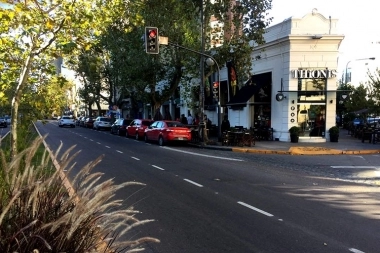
xmin=216 ymin=10 xmax=344 ymax=142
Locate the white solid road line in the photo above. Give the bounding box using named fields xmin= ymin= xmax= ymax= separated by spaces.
xmin=131 ymin=156 xmax=140 ymax=160
xmin=331 ymin=166 xmax=380 ymax=169
xmin=237 ymin=201 xmax=274 ymax=217
xmin=116 ymin=150 xmax=123 ymax=153
xmin=184 ymin=179 xmax=203 ymax=187
xmin=163 ymin=147 xmax=243 ymax=161
xmin=152 ymin=165 xmax=165 ymax=171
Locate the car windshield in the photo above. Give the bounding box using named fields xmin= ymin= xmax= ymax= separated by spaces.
xmin=62 ymin=116 xmax=71 ymax=119
xmin=166 ymin=122 xmax=185 ymax=127
xmin=100 ymin=118 xmax=111 ymax=122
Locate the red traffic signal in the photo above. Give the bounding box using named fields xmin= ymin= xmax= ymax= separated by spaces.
xmin=145 ymin=27 xmax=159 ymax=54
xmin=212 ymin=82 xmax=219 ymax=100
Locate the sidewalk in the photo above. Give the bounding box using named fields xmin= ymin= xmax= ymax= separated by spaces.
xmin=194 ymin=130 xmax=380 ymax=155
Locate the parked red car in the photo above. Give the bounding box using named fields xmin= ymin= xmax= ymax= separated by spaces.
xmin=126 ymin=119 xmax=154 ymax=140
xmin=84 ymin=117 xmax=94 ymax=128
xmin=144 ymin=120 xmax=191 ymax=146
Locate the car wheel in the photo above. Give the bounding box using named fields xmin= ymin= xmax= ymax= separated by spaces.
xmin=144 ymin=134 xmax=149 ymax=143
xmin=135 ymin=132 xmax=139 ymax=140
xmin=158 ymin=136 xmax=164 ymax=146
xmin=117 ymin=129 xmax=121 ymax=136
xmin=126 ymin=131 xmax=130 ymax=138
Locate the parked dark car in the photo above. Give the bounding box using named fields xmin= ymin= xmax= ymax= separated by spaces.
xmin=79 ymin=116 xmax=87 ymax=127
xmin=126 ymin=119 xmax=154 ymax=140
xmin=110 ymin=118 xmax=133 ymax=136
xmin=144 ymin=120 xmax=191 ymax=146
xmin=75 ymin=116 xmax=83 ymax=126
xmin=0 ymin=117 xmax=7 ymax=128
xmin=84 ymin=117 xmax=94 ymax=128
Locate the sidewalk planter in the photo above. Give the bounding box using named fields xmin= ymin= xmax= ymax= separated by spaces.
xmin=289 ymin=126 xmax=301 ymax=143
xmin=328 ymin=126 xmax=340 ymax=142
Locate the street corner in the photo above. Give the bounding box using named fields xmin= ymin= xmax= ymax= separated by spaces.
xmin=288 ymin=147 xmax=343 ymax=155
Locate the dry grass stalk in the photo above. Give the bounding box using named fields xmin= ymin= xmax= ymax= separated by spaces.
xmin=0 ymin=136 xmax=160 ymax=252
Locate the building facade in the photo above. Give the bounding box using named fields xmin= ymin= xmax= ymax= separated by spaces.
xmin=221 ymin=10 xmax=344 ymax=142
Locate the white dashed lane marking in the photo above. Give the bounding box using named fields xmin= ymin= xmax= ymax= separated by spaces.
xmin=237 ymin=201 xmax=274 ymax=217
xmin=152 ymin=165 xmax=165 ymax=171
xmin=184 ymin=179 xmax=203 ymax=187
xmin=349 ymin=248 xmax=365 ymax=253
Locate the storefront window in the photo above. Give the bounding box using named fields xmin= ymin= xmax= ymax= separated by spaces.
xmin=297 ymin=77 xmax=326 ymax=137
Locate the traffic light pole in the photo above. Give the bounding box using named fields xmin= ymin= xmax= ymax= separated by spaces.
xmin=167 ymin=42 xmax=222 ymax=142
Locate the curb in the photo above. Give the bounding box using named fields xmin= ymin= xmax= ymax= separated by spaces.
xmin=198 ymin=144 xmax=380 ymax=155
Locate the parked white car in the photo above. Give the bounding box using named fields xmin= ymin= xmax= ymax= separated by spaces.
xmin=58 ymin=116 xmax=75 ymax=128
xmin=93 ymin=116 xmax=112 ymax=130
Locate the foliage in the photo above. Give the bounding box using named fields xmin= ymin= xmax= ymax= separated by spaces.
xmin=0 ymin=0 xmax=138 ymax=156
xmin=328 ymin=126 xmax=340 ymax=135
xmin=339 ymin=83 xmax=374 ymax=114
xmin=88 ymin=0 xmax=273 ymax=117
xmin=0 ymin=136 xmax=159 ymax=252
xmin=289 ymin=126 xmax=301 ymax=135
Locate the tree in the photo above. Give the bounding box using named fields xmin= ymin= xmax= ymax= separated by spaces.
xmin=0 ymin=0 xmax=135 ymax=157
xmin=96 ymin=0 xmax=273 ymax=121
xmin=366 ymin=68 xmax=380 ymax=115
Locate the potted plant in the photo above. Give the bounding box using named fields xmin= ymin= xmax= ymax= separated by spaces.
xmin=328 ymin=126 xmax=340 ymax=142
xmin=289 ymin=126 xmax=301 ymax=143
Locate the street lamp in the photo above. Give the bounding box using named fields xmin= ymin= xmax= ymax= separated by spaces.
xmin=345 ymin=57 xmax=376 ymax=85
xmin=205 ymin=57 xmax=221 ymax=141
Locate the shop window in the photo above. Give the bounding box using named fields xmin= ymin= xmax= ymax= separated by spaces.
xmin=297 ymin=75 xmax=327 ymax=137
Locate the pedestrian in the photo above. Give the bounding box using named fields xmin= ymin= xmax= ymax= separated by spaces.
xmin=193 ymin=115 xmax=200 ymax=125
xmin=187 ymin=113 xmax=194 ymax=125
xmin=221 ymin=115 xmax=230 ymax=133
xmin=181 ymin=114 xmax=188 ymax=125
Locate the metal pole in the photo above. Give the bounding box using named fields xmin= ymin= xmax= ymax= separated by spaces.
xmin=345 ymin=57 xmax=375 ymax=85
xmin=199 ymin=0 xmax=205 ymax=142
xmin=345 ymin=60 xmax=351 ymax=85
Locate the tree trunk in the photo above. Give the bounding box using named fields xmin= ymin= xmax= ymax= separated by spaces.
xmin=10 ymin=53 xmax=34 ymax=159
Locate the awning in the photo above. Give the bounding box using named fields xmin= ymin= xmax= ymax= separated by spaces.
xmin=226 ymin=84 xmax=262 ymax=107
xmin=227 ymin=72 xmax=271 ymax=107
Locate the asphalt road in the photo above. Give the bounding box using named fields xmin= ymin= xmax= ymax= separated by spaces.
xmin=35 ymin=121 xmax=380 ymax=253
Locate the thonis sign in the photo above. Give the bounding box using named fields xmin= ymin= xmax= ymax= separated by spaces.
xmin=291 ymin=69 xmax=337 ymax=79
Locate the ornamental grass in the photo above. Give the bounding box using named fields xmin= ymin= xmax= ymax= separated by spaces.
xmin=0 ymin=136 xmax=159 ymax=252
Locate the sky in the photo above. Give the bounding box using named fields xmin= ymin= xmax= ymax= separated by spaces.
xmin=268 ymin=0 xmax=380 ymax=79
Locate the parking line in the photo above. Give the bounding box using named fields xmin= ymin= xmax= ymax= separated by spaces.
xmin=131 ymin=156 xmax=140 ymax=160
xmin=116 ymin=150 xmax=123 ymax=153
xmin=184 ymin=179 xmax=203 ymax=187
xmin=237 ymin=201 xmax=274 ymax=217
xmin=105 ymin=146 xmax=110 ymax=148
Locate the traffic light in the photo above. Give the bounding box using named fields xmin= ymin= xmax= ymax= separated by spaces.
xmin=145 ymin=27 xmax=159 ymax=54
xmin=212 ymin=81 xmax=219 ymax=100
